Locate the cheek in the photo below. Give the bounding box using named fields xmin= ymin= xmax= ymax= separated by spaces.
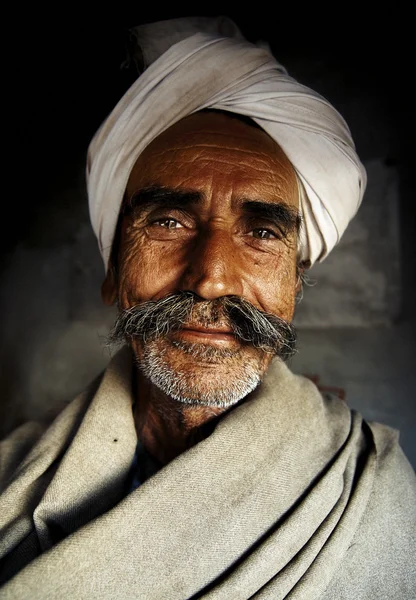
xmin=251 ymin=251 xmax=297 ymax=321
xmin=117 ymin=229 xmax=186 ymax=306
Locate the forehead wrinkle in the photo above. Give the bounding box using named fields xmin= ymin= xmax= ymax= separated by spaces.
xmin=154 ymin=142 xmax=282 ymax=156
xmin=129 ymin=125 xmax=299 ymax=210
xmin=131 ymin=165 xmax=298 ymax=211
xmin=148 ymin=144 xmax=291 ymax=169
xmin=146 ymin=153 xmax=295 ymax=187
xmin=156 ymin=122 xmax=278 ymax=147
xmin=152 ymin=156 xmax=289 ymax=177
xmin=143 ymin=148 xmax=296 ymax=191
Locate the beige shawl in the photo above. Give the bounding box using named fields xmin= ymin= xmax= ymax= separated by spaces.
xmin=1 ymin=348 xmax=415 ymax=599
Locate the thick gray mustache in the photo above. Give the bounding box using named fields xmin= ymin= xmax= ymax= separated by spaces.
xmin=106 ymin=292 xmax=296 ymax=360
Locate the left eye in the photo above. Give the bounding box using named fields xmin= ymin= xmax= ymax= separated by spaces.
xmin=251 ymin=228 xmax=277 ymax=240
xmin=154 ymin=218 xmax=182 ymax=229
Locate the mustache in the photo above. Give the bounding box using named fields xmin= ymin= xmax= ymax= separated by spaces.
xmin=106 ymin=292 xmax=297 ymax=360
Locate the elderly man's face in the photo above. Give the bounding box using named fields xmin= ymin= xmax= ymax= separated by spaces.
xmin=106 ymin=111 xmax=300 ymax=407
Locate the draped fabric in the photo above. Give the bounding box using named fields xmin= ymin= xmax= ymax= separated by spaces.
xmin=1 ymin=348 xmax=414 ymax=598
xmin=86 ymin=17 xmax=367 ymax=269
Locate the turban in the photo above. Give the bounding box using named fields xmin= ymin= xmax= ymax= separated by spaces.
xmin=87 ymin=17 xmax=366 ymax=269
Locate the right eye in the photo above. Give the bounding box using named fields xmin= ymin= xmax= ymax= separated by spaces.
xmin=152 ymin=218 xmax=183 ymax=230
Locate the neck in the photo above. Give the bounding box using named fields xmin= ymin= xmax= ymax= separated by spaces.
xmin=133 ymin=368 xmax=228 ymax=465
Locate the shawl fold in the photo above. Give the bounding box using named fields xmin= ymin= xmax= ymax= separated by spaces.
xmin=0 ymin=348 xmax=415 ymax=599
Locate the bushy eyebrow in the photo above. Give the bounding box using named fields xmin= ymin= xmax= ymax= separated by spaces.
xmin=124 ymin=185 xmax=301 ymax=235
xmin=241 ymin=200 xmax=302 ymax=235
xmin=124 ymin=186 xmax=203 ymax=214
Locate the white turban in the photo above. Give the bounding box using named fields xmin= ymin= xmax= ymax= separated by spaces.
xmin=87 ymin=17 xmax=366 ymax=270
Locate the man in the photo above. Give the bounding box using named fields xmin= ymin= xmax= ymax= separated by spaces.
xmin=1 ymin=17 xmax=415 ymax=599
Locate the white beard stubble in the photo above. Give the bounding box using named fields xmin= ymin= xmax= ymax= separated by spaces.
xmin=138 ymin=337 xmax=267 ymax=408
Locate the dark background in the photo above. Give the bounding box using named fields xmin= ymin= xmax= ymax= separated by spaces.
xmin=5 ymin=7 xmax=415 ymax=315
xmin=2 ymin=8 xmax=415 ymax=463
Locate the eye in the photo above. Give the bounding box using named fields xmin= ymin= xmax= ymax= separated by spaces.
xmin=251 ymin=228 xmax=278 ymax=240
xmin=153 ymin=218 xmax=183 ymax=230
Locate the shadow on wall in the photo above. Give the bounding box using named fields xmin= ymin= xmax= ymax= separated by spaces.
xmin=1 ymin=18 xmax=415 ymax=467
xmin=0 ymin=151 xmax=415 ymax=467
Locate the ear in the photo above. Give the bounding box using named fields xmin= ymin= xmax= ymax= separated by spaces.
xmin=101 ymin=265 xmax=118 ymax=306
xmin=295 ymin=276 xmax=302 ymax=295
xmin=295 ymin=260 xmax=310 ymax=294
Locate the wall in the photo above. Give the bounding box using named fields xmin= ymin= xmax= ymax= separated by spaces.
xmin=2 ymin=13 xmax=415 ymax=466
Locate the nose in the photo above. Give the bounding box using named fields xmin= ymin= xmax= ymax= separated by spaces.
xmin=179 ymin=226 xmax=244 ymax=300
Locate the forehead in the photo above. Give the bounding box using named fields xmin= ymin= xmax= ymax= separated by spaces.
xmin=126 ymin=111 xmax=298 ymax=207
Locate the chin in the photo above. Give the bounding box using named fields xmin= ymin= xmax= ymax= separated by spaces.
xmin=134 ymin=338 xmax=268 ymax=408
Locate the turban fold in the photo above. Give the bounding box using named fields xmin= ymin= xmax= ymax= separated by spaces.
xmin=87 ymin=17 xmax=366 ymax=269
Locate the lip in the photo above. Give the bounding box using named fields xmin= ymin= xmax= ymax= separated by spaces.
xmin=181 ymin=325 xmax=234 ymax=334
xmin=173 ymin=326 xmax=238 ymax=346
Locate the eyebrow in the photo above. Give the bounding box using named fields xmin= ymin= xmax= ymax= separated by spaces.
xmin=125 ymin=186 xmax=203 ymax=213
xmin=125 ymin=185 xmax=301 ymax=235
xmin=241 ymin=200 xmax=301 ymax=236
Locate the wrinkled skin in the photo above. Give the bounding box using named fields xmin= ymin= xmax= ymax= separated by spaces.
xmin=103 ymin=111 xmax=300 ymax=464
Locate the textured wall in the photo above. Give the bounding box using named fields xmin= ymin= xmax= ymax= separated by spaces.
xmin=1 ymin=15 xmax=415 ymax=466
xmin=294 ymin=159 xmax=401 ymax=327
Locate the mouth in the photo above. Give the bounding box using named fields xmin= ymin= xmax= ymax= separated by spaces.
xmin=173 ymin=325 xmax=239 ymax=347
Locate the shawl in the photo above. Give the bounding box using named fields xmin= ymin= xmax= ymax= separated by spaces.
xmin=86 ymin=17 xmax=367 ymax=269
xmin=0 ymin=348 xmax=415 ymax=599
